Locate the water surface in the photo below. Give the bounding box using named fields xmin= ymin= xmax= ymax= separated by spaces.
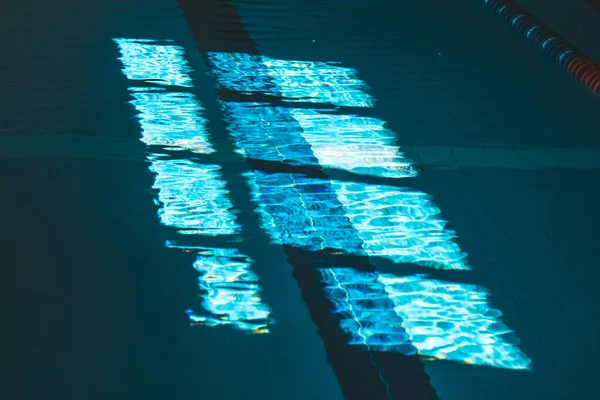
xmin=2 ymin=0 xmax=599 ymax=399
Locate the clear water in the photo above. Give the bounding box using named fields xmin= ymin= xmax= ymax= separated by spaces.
xmin=3 ymin=0 xmax=599 ymax=399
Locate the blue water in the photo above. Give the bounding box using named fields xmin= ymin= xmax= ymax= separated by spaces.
xmin=2 ymin=0 xmax=599 ymax=399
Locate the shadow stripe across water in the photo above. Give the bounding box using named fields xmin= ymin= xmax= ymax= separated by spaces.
xmin=203 ymin=43 xmax=533 ymax=375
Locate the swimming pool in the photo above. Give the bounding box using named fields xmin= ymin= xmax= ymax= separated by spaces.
xmin=3 ymin=0 xmax=599 ymax=399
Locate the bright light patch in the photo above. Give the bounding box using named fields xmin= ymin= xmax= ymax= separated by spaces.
xmin=129 ymin=89 xmax=214 ymax=153
xmin=332 ymin=181 xmax=468 ymax=270
xmin=185 ymin=247 xmax=272 ymax=333
xmin=208 ymin=52 xmax=374 ymax=107
xmin=222 ymin=102 xmax=319 ymax=166
xmin=114 ymin=38 xmax=193 ymax=87
xmin=322 ymin=268 xmax=532 ymax=370
xmin=245 ymin=172 xmax=466 ymax=270
xmin=244 ymin=171 xmax=364 ymax=252
xmin=222 ymin=102 xmax=415 ymax=178
xmin=290 ymin=109 xmax=415 ymax=178
xmin=380 ymin=274 xmax=532 ymax=369
xmin=150 ymin=159 xmax=239 ymax=235
xmin=321 ymin=268 xmax=417 ymax=354
xmin=113 ymin=38 xmax=272 ymax=334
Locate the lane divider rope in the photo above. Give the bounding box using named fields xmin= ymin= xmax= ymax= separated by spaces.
xmin=479 ymin=0 xmax=600 ymax=95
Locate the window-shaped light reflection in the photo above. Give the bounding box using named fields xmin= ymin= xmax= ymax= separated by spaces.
xmin=290 ymin=109 xmax=416 ymax=178
xmin=223 ymin=102 xmax=415 ymax=178
xmin=129 ymin=89 xmax=214 ymax=153
xmin=322 ymin=268 xmax=532 ymax=370
xmin=382 ymin=274 xmax=532 ymax=369
xmin=222 ymin=102 xmax=319 ymax=166
xmin=114 ymin=38 xmax=272 ymax=333
xmin=208 ymin=52 xmax=374 ymax=107
xmin=245 ymin=171 xmax=364 ymax=252
xmin=114 ymin=38 xmax=193 ymax=87
xmin=332 ymin=181 xmax=469 ymax=270
xmin=182 ymin=247 xmax=272 ymax=333
xmin=245 ymin=172 xmax=466 ymax=270
xmin=322 ymin=268 xmax=417 ymax=354
xmin=150 ymin=159 xmax=239 ymax=235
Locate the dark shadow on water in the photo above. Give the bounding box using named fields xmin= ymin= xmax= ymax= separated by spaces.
xmin=177 ymin=0 xmax=440 ymax=398
xmin=285 ymin=246 xmax=439 ymax=400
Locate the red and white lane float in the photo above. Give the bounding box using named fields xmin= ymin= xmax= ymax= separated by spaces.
xmin=479 ymin=0 xmax=600 ymax=95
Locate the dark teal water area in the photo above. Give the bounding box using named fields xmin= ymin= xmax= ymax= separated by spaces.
xmin=2 ymin=1 xmax=599 ymax=399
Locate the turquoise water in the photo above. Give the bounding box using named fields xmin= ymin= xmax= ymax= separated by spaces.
xmin=3 ymin=0 xmax=599 ymax=399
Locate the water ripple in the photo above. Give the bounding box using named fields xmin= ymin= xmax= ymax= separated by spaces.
xmin=245 ymin=172 xmax=467 ymax=270
xmin=130 ymin=89 xmax=214 ymax=153
xmin=185 ymin=247 xmax=272 ymax=333
xmin=332 ymin=181 xmax=468 ymax=270
xmin=150 ymin=159 xmax=239 ymax=235
xmin=209 ymin=52 xmax=374 ymax=107
xmin=291 ymin=109 xmax=416 ymax=178
xmin=114 ymin=38 xmax=193 ymax=87
xmin=322 ymin=268 xmax=532 ymax=370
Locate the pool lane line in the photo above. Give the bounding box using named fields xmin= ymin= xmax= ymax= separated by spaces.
xmin=479 ymin=0 xmax=600 ymax=95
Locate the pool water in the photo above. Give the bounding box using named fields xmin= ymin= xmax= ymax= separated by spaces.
xmin=2 ymin=0 xmax=599 ymax=399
